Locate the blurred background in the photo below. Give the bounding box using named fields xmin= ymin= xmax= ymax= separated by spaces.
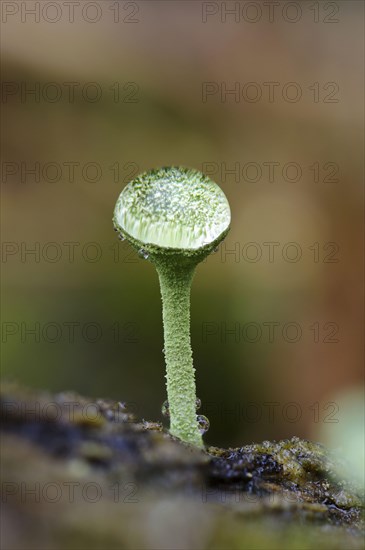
xmin=1 ymin=1 xmax=364 ymax=465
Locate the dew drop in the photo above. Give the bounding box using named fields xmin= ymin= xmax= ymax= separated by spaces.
xmin=197 ymin=414 xmax=210 ymax=435
xmin=161 ymin=400 xmax=170 ymax=417
xmin=138 ymin=248 xmax=149 ymax=260
xmin=118 ymin=234 xmax=126 ymax=241
xmin=143 ymin=420 xmax=162 ymax=430
xmin=213 ymin=246 xmax=219 ymax=253
xmin=195 ymin=397 xmax=201 ymax=411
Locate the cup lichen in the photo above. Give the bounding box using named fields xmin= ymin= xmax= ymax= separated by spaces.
xmin=113 ymin=166 xmax=231 ymax=447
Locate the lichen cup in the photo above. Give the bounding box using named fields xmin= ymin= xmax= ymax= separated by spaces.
xmin=113 ymin=166 xmax=231 ymax=447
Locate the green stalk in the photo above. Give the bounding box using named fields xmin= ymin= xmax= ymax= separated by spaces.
xmin=153 ymin=255 xmax=203 ymax=447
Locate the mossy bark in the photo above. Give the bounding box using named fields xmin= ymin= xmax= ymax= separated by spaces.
xmin=1 ymin=383 xmax=364 ymax=550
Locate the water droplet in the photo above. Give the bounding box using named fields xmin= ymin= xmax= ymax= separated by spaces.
xmin=118 ymin=234 xmax=126 ymax=241
xmin=161 ymin=400 xmax=170 ymax=417
xmin=197 ymin=414 xmax=210 ymax=435
xmin=138 ymin=248 xmax=149 ymax=260
xmin=143 ymin=419 xmax=162 ymax=430
xmin=195 ymin=397 xmax=201 ymax=410
xmin=213 ymin=246 xmax=219 ymax=253
xmin=162 ymin=348 xmax=165 ymax=354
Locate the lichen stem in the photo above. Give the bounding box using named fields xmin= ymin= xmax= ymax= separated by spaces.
xmin=153 ymin=256 xmax=203 ymax=448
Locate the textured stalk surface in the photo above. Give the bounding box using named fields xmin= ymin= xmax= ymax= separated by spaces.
xmin=154 ymin=258 xmax=203 ymax=447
